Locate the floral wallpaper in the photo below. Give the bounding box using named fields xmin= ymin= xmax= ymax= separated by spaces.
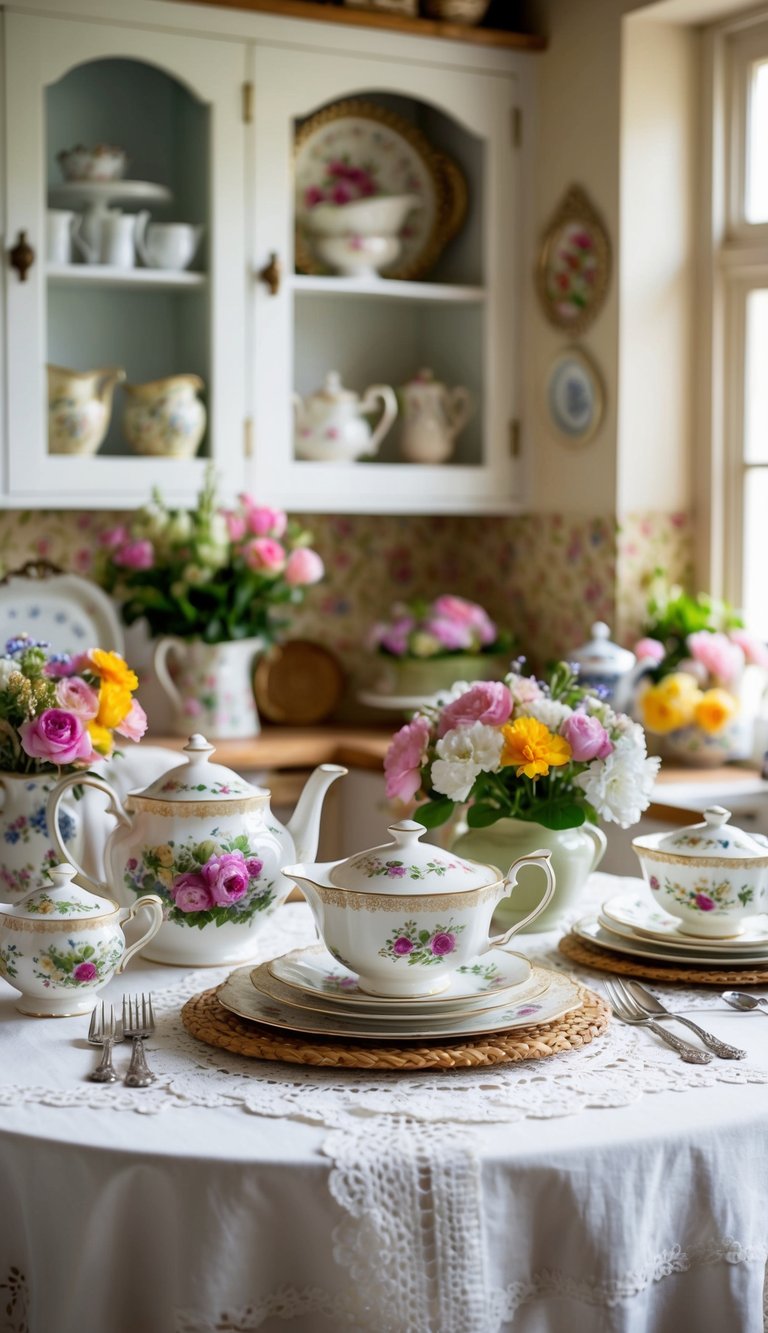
xmin=0 ymin=508 xmax=692 ymax=720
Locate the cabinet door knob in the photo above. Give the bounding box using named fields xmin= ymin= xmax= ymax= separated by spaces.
xmin=257 ymin=251 xmax=282 ymax=296
xmin=8 ymin=230 xmax=35 ymax=282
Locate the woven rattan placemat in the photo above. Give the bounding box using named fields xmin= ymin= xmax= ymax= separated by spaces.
xmin=181 ymin=981 xmax=609 ymax=1071
xmin=559 ymin=931 xmax=768 ymax=986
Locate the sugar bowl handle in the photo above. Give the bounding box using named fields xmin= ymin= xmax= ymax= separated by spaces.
xmin=117 ymin=895 xmax=164 ymax=971
xmin=489 ymin=851 xmax=555 ymax=946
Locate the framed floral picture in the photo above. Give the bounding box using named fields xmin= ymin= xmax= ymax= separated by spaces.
xmin=536 ymin=186 xmax=611 ymax=335
xmin=545 ymin=348 xmax=605 ymax=445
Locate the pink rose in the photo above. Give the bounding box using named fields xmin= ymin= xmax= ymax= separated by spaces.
xmin=429 ymin=932 xmax=457 ymax=956
xmin=73 ymin=961 xmax=98 ymax=983
xmin=729 ymin=629 xmax=768 ymax=669
xmin=243 ymin=504 xmax=288 ymax=538
xmin=19 ymin=709 xmax=94 ymax=767
xmin=437 ymin=682 xmax=512 ymax=738
xmin=393 ymin=936 xmax=413 ymax=955
xmin=561 ymin=712 xmax=614 ymax=761
xmin=115 ymin=697 xmax=148 ymax=742
xmin=100 ymin=525 xmax=128 ymax=550
xmin=424 ymin=615 xmax=474 ymax=652
xmin=115 ymin=539 xmax=154 ymax=571
xmin=242 ymin=537 xmax=286 ymax=574
xmin=202 ymin=851 xmax=250 ymax=905
xmin=172 ymin=872 xmax=214 ymax=913
xmin=55 ymin=677 xmax=99 ymax=720
xmin=223 ymin=510 xmax=247 ymax=542
xmin=284 ymin=547 xmax=324 ymax=587
xmin=370 ymin=615 xmax=415 ymax=657
xmin=633 ymin=637 xmax=666 ymax=665
xmin=687 ymin=631 xmax=744 ymax=685
xmin=384 ymin=715 xmax=430 ymax=803
xmin=432 ymin=595 xmax=498 ymax=646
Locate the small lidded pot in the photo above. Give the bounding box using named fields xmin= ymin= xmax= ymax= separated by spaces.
xmin=632 ymin=806 xmax=768 ymax=938
xmin=283 ymin=820 xmax=554 ymax=998
xmin=0 ymin=863 xmax=162 ymax=1017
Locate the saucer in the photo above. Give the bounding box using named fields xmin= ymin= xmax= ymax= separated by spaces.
xmin=252 ymin=958 xmax=551 ymax=1021
xmin=218 ymin=964 xmax=582 ymax=1041
xmin=268 ymin=943 xmax=532 ymax=1008
xmin=575 ymin=915 xmax=768 ymax=967
xmin=601 ymin=894 xmax=768 ymax=951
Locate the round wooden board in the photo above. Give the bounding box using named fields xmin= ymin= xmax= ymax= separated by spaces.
xmin=254 ymin=639 xmax=344 ymax=725
xmin=559 ymin=931 xmax=768 ymax=986
xmin=181 ymin=981 xmax=609 ymax=1070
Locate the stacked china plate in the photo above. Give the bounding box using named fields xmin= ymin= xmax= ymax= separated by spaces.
xmin=574 ymin=805 xmax=768 ymax=970
xmin=217 ymin=817 xmax=586 ymax=1041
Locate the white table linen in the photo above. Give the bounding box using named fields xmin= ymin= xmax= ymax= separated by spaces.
xmin=1 ymin=873 xmax=768 ymax=1333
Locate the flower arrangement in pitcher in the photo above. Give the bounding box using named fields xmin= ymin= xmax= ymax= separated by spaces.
xmin=0 ymin=634 xmax=146 ymax=774
xmin=368 ymin=595 xmax=512 ymax=660
xmin=96 ymin=468 xmax=324 ymax=644
xmin=384 ymin=660 xmax=661 ymax=831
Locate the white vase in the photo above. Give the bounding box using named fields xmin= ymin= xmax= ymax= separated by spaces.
xmin=152 ymin=637 xmax=264 ymax=739
xmin=450 ymin=816 xmax=607 ymax=932
xmin=0 ymin=774 xmax=82 ymax=903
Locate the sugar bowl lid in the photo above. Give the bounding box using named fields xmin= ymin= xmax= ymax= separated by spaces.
xmin=3 ymin=863 xmax=117 ymax=919
xmin=329 ymin=819 xmax=499 ymax=894
xmin=653 ymin=806 xmax=768 ymax=860
xmin=570 ymin=621 xmax=636 ymax=677
xmin=138 ymin=734 xmax=261 ymax=803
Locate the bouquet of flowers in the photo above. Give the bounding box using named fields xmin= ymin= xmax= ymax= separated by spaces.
xmin=0 ymin=634 xmax=146 ymax=774
xmin=384 ymin=660 xmax=660 ymax=831
xmin=369 ymin=595 xmax=512 ymax=660
xmin=96 ymin=469 xmax=324 ymax=645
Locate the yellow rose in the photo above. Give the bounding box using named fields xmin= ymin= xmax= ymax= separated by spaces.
xmin=89 ymin=650 xmax=139 ymax=693
xmin=156 ymin=868 xmax=174 ymax=889
xmin=639 ymin=674 xmax=701 ymax=734
xmin=154 ymin=845 xmax=174 ymax=868
xmin=694 ymin=688 xmax=737 ymax=735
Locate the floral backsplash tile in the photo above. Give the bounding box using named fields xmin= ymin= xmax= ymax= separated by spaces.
xmin=0 ymin=508 xmax=692 ymax=716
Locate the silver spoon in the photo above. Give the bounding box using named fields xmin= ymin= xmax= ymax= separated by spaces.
xmin=721 ymin=991 xmax=768 ymax=1015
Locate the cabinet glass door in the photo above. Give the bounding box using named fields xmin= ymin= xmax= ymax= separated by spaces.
xmin=4 ymin=13 xmax=246 ymax=506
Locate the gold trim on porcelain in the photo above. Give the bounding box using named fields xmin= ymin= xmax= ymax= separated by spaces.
xmin=632 ymin=843 xmax=768 ymax=870
xmin=126 ymin=794 xmax=267 ymax=817
xmin=2 ymin=912 xmax=116 ymax=934
xmin=308 ymin=880 xmax=501 ymax=912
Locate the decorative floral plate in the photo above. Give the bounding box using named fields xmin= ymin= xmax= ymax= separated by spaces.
xmin=254 ymin=949 xmax=549 ymax=1020
xmin=218 ymin=963 xmax=581 ymax=1040
xmin=575 ymin=916 xmax=768 ymax=967
xmin=601 ymin=894 xmax=768 ymax=951
xmin=294 ymin=99 xmax=466 ymax=281
xmin=267 ymin=941 xmax=532 ymax=1010
xmin=0 ymin=570 xmax=124 ymax=656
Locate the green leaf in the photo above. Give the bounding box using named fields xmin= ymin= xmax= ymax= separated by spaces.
xmin=413 ymin=798 xmax=455 ymax=829
xmin=466 ymin=802 xmax=504 ymax=829
xmin=535 ymin=801 xmax=586 ymax=831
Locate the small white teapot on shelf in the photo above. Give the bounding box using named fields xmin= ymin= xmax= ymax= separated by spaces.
xmin=135 ymin=212 xmax=204 ymax=270
xmin=293 ymin=371 xmax=397 ymax=462
xmin=398 ymin=367 xmax=473 ymax=464
xmin=0 ymin=864 xmax=162 ymax=1017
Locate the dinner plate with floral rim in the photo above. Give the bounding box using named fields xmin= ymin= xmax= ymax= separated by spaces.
xmin=601 ymin=894 xmax=768 ymax=951
xmin=267 ymin=942 xmax=532 ymax=1008
xmin=575 ymin=916 xmax=768 ymax=967
xmin=218 ymin=964 xmax=582 ymax=1041
xmin=251 ymin=958 xmax=551 ymax=1021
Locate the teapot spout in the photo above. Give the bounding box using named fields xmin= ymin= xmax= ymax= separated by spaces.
xmin=286 ymin=763 xmax=346 ymax=864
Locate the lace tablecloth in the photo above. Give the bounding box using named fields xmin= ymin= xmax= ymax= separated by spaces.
xmin=2 ymin=873 xmax=768 ymax=1333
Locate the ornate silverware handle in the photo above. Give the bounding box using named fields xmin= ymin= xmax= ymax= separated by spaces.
xmin=89 ymin=1037 xmax=118 ymax=1084
xmin=644 ymin=1018 xmax=713 ymax=1064
xmin=657 ymin=1013 xmax=746 ymax=1060
xmin=124 ymin=1037 xmax=155 ymax=1088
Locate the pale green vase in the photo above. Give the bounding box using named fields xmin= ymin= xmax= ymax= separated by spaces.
xmin=450 ymin=816 xmax=607 ymax=932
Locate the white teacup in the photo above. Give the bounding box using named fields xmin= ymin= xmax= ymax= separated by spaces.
xmin=135 ymin=213 xmax=204 ymax=270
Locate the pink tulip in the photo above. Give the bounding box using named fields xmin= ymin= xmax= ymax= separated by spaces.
xmin=243 ymin=537 xmax=286 ymax=574
xmin=384 ymin=716 xmax=430 ymax=803
xmin=437 ymin=682 xmax=513 ymax=738
xmin=284 ymin=547 xmax=324 ymax=586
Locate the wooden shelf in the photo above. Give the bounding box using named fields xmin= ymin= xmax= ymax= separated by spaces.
xmin=172 ymin=0 xmax=547 ymax=49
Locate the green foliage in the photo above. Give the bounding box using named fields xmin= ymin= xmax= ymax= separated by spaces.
xmin=642 ymin=573 xmax=744 ymax=676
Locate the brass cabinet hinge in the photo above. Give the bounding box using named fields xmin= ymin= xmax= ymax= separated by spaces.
xmin=512 ymin=107 xmax=522 ymax=148
xmin=242 ymin=81 xmax=254 ymax=124
xmin=244 ymin=417 xmax=253 ymax=458
xmin=509 ymin=419 xmax=521 ymax=457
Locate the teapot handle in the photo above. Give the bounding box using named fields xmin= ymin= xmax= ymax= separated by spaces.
xmin=361 ymin=384 xmax=398 ymax=455
xmin=117 ymin=894 xmax=164 ymax=971
xmin=152 ymin=636 xmax=187 ymax=715
xmin=45 ymin=772 xmax=130 ymax=899
xmin=71 ymin=214 xmax=97 ymax=265
xmin=445 ymin=386 xmax=473 ymax=440
xmin=488 ymin=850 xmax=555 ymax=948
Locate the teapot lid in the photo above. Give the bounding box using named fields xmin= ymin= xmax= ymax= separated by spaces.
xmin=652 ymin=806 xmax=768 ymax=860
xmin=138 ymin=735 xmax=262 ymax=803
xmin=405 ymin=367 xmax=443 ymax=388
xmin=570 ymin=622 xmax=636 ymax=676
xmin=312 ymin=371 xmax=357 ymax=403
xmin=4 ymin=863 xmax=117 ymax=920
xmin=329 ymin=819 xmax=498 ymax=894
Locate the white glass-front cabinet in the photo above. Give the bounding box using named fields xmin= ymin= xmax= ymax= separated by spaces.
xmin=250 ymin=45 xmax=526 ymax=514
xmin=3 ymin=12 xmax=246 ymax=507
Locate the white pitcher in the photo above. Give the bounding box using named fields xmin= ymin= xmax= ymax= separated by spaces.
xmin=74 ymin=211 xmax=138 ymax=267
xmin=398 ymin=367 xmax=473 ymax=464
xmin=135 ymin=212 xmax=204 ymax=270
xmin=72 ymin=207 xmax=122 ymax=264
xmin=46 ymin=209 xmax=77 ymax=265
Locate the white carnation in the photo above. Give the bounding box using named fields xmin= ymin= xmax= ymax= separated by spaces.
xmin=520 ymin=697 xmax=572 ymax=731
xmin=0 ymin=658 xmax=18 ymax=689
xmin=574 ymin=734 xmax=661 ymax=827
xmin=430 ymin=722 xmax=503 ymax=803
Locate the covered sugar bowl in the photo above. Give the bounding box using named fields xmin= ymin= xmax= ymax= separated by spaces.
xmin=0 ymin=863 xmax=162 ymax=1017
xmin=283 ymin=819 xmax=554 ymax=997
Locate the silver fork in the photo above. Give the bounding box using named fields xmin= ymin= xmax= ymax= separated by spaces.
xmin=604 ymin=979 xmax=712 ymax=1064
xmin=624 ymin=979 xmax=746 ymax=1060
xmin=122 ymin=994 xmax=156 ymax=1088
xmin=87 ymin=1002 xmax=119 ymax=1083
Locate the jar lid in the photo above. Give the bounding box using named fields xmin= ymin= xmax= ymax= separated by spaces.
xmin=138 ymin=735 xmax=261 ymax=803
xmin=570 ymin=622 xmax=636 ymax=676
xmin=328 ymin=819 xmax=498 ymax=894
xmin=654 ymin=806 xmax=768 ymax=860
xmin=4 ymin=864 xmax=116 ymax=920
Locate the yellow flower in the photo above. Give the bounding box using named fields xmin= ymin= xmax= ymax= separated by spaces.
xmin=96 ymin=680 xmax=133 ymax=729
xmin=500 ymin=716 xmax=572 ymax=779
xmin=89 ymin=649 xmax=139 ymax=693
xmin=156 ymin=867 xmax=174 ymax=889
xmin=694 ymin=688 xmax=737 ymax=735
xmin=154 ymin=844 xmax=174 ymax=868
xmin=87 ymin=721 xmax=114 ymax=757
xmin=638 ymin=673 xmax=701 ymax=734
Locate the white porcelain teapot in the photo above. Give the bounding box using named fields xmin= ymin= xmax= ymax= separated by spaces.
xmin=570 ymin=621 xmax=656 ymax=711
xmin=46 ymin=735 xmax=346 ymax=966
xmin=0 ymin=863 xmax=162 ymax=1017
xmin=284 ymin=819 xmax=554 ymax=997
xmin=293 ymin=371 xmax=397 ymax=462
xmin=398 ymin=367 xmax=473 ymax=464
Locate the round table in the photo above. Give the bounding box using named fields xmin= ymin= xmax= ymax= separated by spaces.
xmin=1 ymin=874 xmax=767 ymax=1333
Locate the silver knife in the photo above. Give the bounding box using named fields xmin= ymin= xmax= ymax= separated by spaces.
xmin=626 ymin=980 xmax=746 ymax=1060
